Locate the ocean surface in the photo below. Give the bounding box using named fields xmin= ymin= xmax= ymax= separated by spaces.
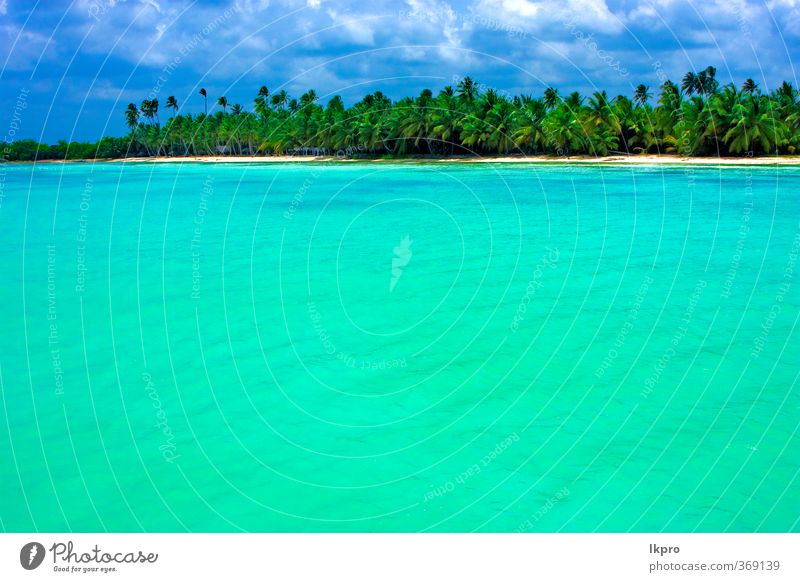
xmin=0 ymin=161 xmax=798 ymax=532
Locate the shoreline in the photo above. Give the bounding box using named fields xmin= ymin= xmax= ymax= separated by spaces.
xmin=15 ymin=154 xmax=800 ymax=166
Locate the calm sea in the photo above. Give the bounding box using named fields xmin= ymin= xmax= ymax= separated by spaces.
xmin=0 ymin=161 xmax=797 ymax=532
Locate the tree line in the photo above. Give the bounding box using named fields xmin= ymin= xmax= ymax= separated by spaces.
xmin=4 ymin=66 xmax=799 ymax=161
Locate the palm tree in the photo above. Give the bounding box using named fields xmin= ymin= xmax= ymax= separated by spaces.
xmin=483 ymin=88 xmax=500 ymax=110
xmin=774 ymin=81 xmax=796 ymax=106
xmin=513 ymin=97 xmax=547 ymax=152
xmin=412 ymin=89 xmax=432 ymax=108
xmin=543 ymin=87 xmax=559 ymax=110
xmin=125 ymin=103 xmax=140 ymax=129
xmin=683 ymin=67 xmax=719 ymax=97
xmin=660 ymin=80 xmax=681 ymax=101
xmin=431 ymin=91 xmax=462 ymax=153
xmin=140 ymin=99 xmax=156 ymax=125
xmin=254 ymin=86 xmax=270 ymax=119
xmin=724 ymin=95 xmax=788 ymax=154
xmin=673 ymin=97 xmax=715 ymax=155
xmin=327 ymin=95 xmax=345 ymax=113
xmin=483 ymin=99 xmax=516 ymax=154
xmin=583 ymin=91 xmax=621 ymax=154
xmin=634 ymin=84 xmax=651 ymax=107
xmin=117 ymin=68 xmax=800 ymax=161
xmin=456 ymin=77 xmax=479 ymax=102
xmin=199 ymin=88 xmax=208 ymax=115
xmin=138 ymin=99 xmax=161 ymax=154
xmin=564 ymin=91 xmax=584 ymax=110
xmin=166 ymin=95 xmax=178 ymax=115
xmin=300 ymin=89 xmax=318 ymax=110
xmin=270 ymin=90 xmax=288 ymax=110
xmin=397 ymin=104 xmax=434 ymax=151
xmin=614 ymin=96 xmax=652 ymax=153
xmin=587 ymin=91 xmax=618 ymax=128
xmin=460 ymin=113 xmax=489 ymax=151
xmin=742 ymin=79 xmax=758 ymax=95
xmin=660 ymin=81 xmax=682 ymax=118
xmin=124 ymin=103 xmax=145 ymax=156
xmin=254 ymin=95 xmax=269 ymax=119
xmin=702 ymin=66 xmax=718 ymax=94
xmin=682 ymin=72 xmax=698 ymax=96
xmin=357 ymin=111 xmax=386 ymax=153
xmin=543 ymin=105 xmax=582 ymax=154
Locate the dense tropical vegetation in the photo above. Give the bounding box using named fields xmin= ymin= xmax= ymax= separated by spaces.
xmin=4 ymin=67 xmax=800 ymax=161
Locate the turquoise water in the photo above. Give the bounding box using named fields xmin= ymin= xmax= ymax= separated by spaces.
xmin=0 ymin=161 xmax=798 ymax=532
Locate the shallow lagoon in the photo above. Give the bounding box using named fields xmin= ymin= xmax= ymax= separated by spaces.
xmin=0 ymin=162 xmax=797 ymax=531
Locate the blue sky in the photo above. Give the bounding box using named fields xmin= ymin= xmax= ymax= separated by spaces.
xmin=1 ymin=0 xmax=798 ymax=142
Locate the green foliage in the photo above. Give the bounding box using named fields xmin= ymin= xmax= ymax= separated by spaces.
xmin=2 ymin=137 xmax=135 ymax=160
xmin=4 ymin=67 xmax=799 ymax=162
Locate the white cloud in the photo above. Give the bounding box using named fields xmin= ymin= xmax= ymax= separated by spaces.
xmin=470 ymin=0 xmax=623 ymax=34
xmin=768 ymin=0 xmax=800 ymax=35
xmin=0 ymin=24 xmax=54 ymax=70
xmin=87 ymin=80 xmax=141 ymax=102
xmin=404 ymin=0 xmax=462 ymax=46
xmin=325 ymin=9 xmax=377 ymax=45
xmin=236 ymin=0 xmax=272 ymax=13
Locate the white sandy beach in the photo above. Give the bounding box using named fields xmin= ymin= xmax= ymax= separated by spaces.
xmin=104 ymin=154 xmax=800 ymax=165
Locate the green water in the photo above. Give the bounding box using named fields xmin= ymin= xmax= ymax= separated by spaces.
xmin=0 ymin=161 xmax=797 ymax=532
